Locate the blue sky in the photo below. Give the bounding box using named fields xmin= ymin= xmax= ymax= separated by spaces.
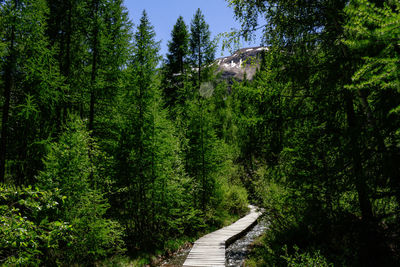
xmin=123 ymin=0 xmax=262 ymax=58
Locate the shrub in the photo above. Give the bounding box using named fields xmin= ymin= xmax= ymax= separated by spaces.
xmin=224 ymin=184 xmax=249 ymax=216
xmin=282 ymin=246 xmax=333 ymax=267
xmin=0 ymin=185 xmax=71 ymax=266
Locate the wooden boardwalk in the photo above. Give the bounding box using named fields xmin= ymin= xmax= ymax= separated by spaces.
xmin=182 ymin=205 xmax=262 ymax=267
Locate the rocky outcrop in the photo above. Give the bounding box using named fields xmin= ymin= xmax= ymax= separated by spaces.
xmin=216 ymin=46 xmax=268 ymax=81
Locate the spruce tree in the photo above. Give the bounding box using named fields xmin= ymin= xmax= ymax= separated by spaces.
xmin=228 ymin=0 xmax=400 ymax=265
xmin=45 ymin=0 xmax=131 ymax=133
xmin=185 ymin=9 xmax=218 ymax=211
xmin=37 ymin=116 xmax=125 ymax=264
xmin=46 ymin=0 xmax=88 ymax=121
xmin=86 ymin=0 xmax=132 ymax=133
xmin=0 ymin=0 xmax=63 ymax=184
xmin=163 ymin=16 xmax=190 ymax=108
xmin=113 ymin=10 xmax=190 ymax=248
xmin=189 ymin=8 xmax=216 ymax=87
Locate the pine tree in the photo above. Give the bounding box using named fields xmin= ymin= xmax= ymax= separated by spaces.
xmin=46 ymin=0 xmax=88 ymax=121
xmin=37 ymin=116 xmax=125 ymax=264
xmin=167 ymin=16 xmax=190 ymax=75
xmin=91 ymin=0 xmax=132 ymax=149
xmin=344 ymin=0 xmax=400 ymax=104
xmin=182 ymin=9 xmax=218 ymax=211
xmin=0 ymin=0 xmax=63 ymax=184
xmin=88 ymin=0 xmax=101 ymax=132
xmin=87 ymin=0 xmax=132 ymax=133
xmin=45 ymin=0 xmax=131 ymax=133
xmin=185 ymin=91 xmax=218 ymax=211
xmin=163 ymin=16 xmax=190 ymax=108
xmin=228 ymin=0 xmax=400 ymax=265
xmin=113 ymin=11 xmax=190 ymax=248
xmin=189 ymin=8 xmax=216 ymax=87
xmin=344 ymin=0 xmax=400 ymax=232
xmin=126 ymin=11 xmax=161 ymax=244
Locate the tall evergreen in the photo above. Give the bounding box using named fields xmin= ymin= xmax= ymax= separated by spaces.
xmin=36 ymin=116 xmax=125 ymax=264
xmin=0 ymin=2 xmax=251 ymax=265
xmin=88 ymin=0 xmax=101 ymax=132
xmin=46 ymin=0 xmax=87 ymax=121
xmin=189 ymin=8 xmax=216 ymax=87
xmin=185 ymin=9 xmax=218 ymax=211
xmin=167 ymin=16 xmax=190 ymax=75
xmin=163 ymin=16 xmax=190 ymax=108
xmin=113 ymin=10 xmax=191 ymax=249
xmin=0 ymin=0 xmax=63 ymax=184
xmin=45 ymin=0 xmax=131 ymax=133
xmin=86 ymin=0 xmax=131 ymax=133
xmin=228 ymin=0 xmax=400 ymax=265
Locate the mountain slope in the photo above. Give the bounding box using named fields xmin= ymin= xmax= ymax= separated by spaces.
xmin=216 ymin=46 xmax=268 ymax=81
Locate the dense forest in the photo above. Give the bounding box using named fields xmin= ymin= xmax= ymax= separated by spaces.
xmin=0 ymin=0 xmax=399 ymax=266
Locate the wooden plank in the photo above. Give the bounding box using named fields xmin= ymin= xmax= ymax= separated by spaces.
xmin=182 ymin=205 xmax=262 ymax=267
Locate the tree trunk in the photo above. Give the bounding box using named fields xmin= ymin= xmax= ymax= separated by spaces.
xmin=89 ymin=0 xmax=99 ymax=132
xmin=198 ymin=44 xmax=201 ymax=88
xmin=334 ymin=22 xmax=374 ymax=221
xmin=61 ymin=0 xmax=72 ymax=117
xmin=0 ymin=2 xmax=17 ymax=183
xmin=200 ymin=100 xmax=206 ymax=211
xmin=345 ymin=92 xmax=373 ymax=221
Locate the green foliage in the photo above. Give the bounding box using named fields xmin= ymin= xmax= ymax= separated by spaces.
xmin=344 ymin=0 xmax=400 ymax=109
xmin=0 ymin=2 xmax=259 ymax=265
xmin=223 ymin=184 xmax=249 ymax=215
xmin=163 ymin=16 xmax=190 ymax=108
xmin=110 ymin=11 xmax=204 ymax=250
xmin=61 ymin=192 xmax=125 ymax=264
xmin=0 ymin=185 xmax=70 ymax=266
xmin=37 ymin=118 xmax=92 ymax=207
xmin=229 ymin=0 xmax=400 ymax=265
xmin=282 ymin=246 xmax=333 ymax=267
xmin=37 ymin=116 xmax=125 ymax=264
xmin=0 ymin=0 xmax=64 ymax=184
xmin=189 ymin=8 xmax=216 ymax=85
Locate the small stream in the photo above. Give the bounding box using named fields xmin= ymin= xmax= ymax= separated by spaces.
xmin=159 ymin=219 xmax=267 ymax=267
xmin=225 ymin=219 xmax=267 ymax=266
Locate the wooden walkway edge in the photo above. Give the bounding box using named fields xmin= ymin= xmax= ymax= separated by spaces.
xmin=182 ymin=205 xmax=262 ymax=267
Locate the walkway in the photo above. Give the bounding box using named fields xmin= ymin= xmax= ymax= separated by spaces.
xmin=182 ymin=205 xmax=262 ymax=267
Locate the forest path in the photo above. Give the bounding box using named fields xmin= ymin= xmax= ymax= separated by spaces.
xmin=182 ymin=205 xmax=262 ymax=267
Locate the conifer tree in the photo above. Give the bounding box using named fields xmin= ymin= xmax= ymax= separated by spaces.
xmin=185 ymin=90 xmax=218 ymax=211
xmin=37 ymin=116 xmax=125 ymax=264
xmin=189 ymin=8 xmax=216 ymax=87
xmin=0 ymin=0 xmax=63 ymax=184
xmin=92 ymin=0 xmax=132 ymax=147
xmin=113 ymin=10 xmax=190 ymax=248
xmin=344 ymin=0 xmax=400 ymax=229
xmin=185 ymin=9 xmax=218 ymax=211
xmin=46 ymin=0 xmax=88 ymax=120
xmin=163 ymin=16 xmax=190 ymax=108
xmin=228 ymin=0 xmax=400 ymax=265
xmin=87 ymin=0 xmax=131 ymax=133
xmin=45 ymin=0 xmax=131 ymax=133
